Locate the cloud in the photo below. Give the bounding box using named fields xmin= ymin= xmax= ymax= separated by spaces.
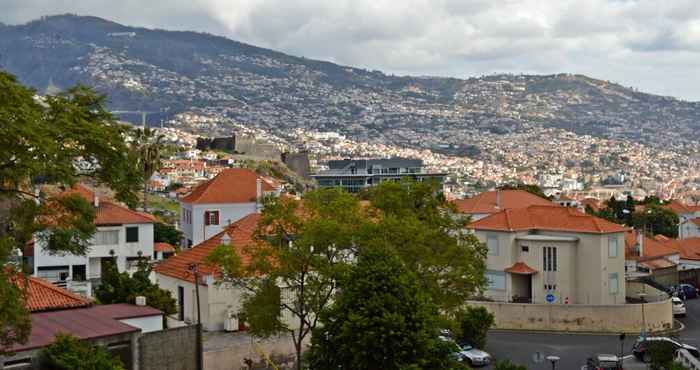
xmin=2 ymin=0 xmax=700 ymax=100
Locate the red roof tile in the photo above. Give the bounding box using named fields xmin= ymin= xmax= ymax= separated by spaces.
xmin=11 ymin=273 xmax=91 ymax=312
xmin=662 ymin=238 xmax=700 ymax=261
xmin=154 ymin=242 xmax=176 ymax=253
xmin=639 ymin=258 xmax=676 ymax=270
xmin=504 ymin=262 xmax=537 ymax=275
xmin=663 ymin=200 xmax=693 ymax=215
xmin=180 ymin=168 xmax=275 ymax=204
xmin=64 ymin=184 xmax=155 ymax=225
xmin=468 ymin=205 xmax=629 ymax=234
xmin=454 ymin=190 xmax=555 ymax=215
xmin=154 ymin=213 xmax=261 ymax=284
xmin=624 ymin=231 xmax=678 ymax=260
xmin=88 ymin=303 xmax=162 ymax=320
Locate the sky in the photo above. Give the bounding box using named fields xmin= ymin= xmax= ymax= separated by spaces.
xmin=2 ymin=0 xmax=700 ymax=101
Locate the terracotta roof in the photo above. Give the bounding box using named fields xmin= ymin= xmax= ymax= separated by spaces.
xmin=154 ymin=242 xmax=176 ymax=253
xmin=639 ymin=258 xmax=676 ymax=270
xmin=180 ymin=168 xmax=275 ymax=204
xmin=691 ymin=218 xmax=700 ymax=227
xmin=557 ymin=194 xmax=574 ymax=201
xmin=581 ymin=198 xmax=601 ymax=212
xmin=454 ymin=190 xmax=554 ymax=215
xmin=624 ymin=231 xmax=678 ymax=260
xmin=504 ymin=261 xmax=537 ymax=275
xmin=11 ymin=273 xmax=91 ymax=312
xmin=655 ymin=234 xmax=670 ymax=242
xmin=663 ymin=200 xmax=693 ymax=215
xmin=63 ymin=184 xmax=155 ymax=225
xmin=154 ymin=213 xmax=261 ymax=284
xmin=468 ymin=205 xmax=629 ymax=234
xmin=662 ymin=238 xmax=700 ymax=261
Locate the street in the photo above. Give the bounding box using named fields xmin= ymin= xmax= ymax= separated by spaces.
xmin=484 ymin=298 xmax=700 ymax=369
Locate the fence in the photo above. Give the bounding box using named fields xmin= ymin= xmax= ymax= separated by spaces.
xmin=676 ymin=349 xmax=700 ymax=370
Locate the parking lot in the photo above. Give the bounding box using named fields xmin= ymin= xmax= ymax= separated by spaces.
xmin=483 ymin=297 xmax=700 ymax=369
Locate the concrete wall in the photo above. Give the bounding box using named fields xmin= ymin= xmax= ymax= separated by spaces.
xmin=468 ymin=299 xmax=673 ymax=333
xmin=203 ymin=333 xmax=305 ymax=370
xmin=626 ymin=281 xmax=669 ymax=302
xmin=139 ymin=325 xmax=198 ymax=370
xmin=121 ymin=316 xmax=164 ymax=334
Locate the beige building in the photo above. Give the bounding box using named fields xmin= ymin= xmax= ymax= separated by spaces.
xmin=468 ymin=205 xmax=629 ymax=305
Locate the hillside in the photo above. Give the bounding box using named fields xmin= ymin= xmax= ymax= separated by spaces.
xmin=1 ymin=14 xmax=699 ymax=155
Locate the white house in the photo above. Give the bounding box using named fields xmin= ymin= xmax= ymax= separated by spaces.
xmin=30 ymin=184 xmax=155 ymax=298
xmin=155 ymin=213 xmax=295 ymax=332
xmin=179 ymin=168 xmax=278 ymax=247
xmin=664 ymin=200 xmax=700 ymax=239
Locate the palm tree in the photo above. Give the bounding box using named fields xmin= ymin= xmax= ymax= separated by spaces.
xmin=131 ymin=127 xmax=165 ymax=212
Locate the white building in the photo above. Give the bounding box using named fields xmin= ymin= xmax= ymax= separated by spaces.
xmin=30 ymin=184 xmax=155 ymax=298
xmin=179 ymin=168 xmax=277 ymax=247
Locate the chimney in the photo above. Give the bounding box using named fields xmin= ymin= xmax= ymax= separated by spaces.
xmin=93 ymin=194 xmax=99 ymax=208
xmin=636 ymin=229 xmax=644 ymax=257
xmin=135 ymin=296 xmax=146 ymax=306
xmin=221 ymin=232 xmax=231 ymax=246
xmin=495 ymin=190 xmax=501 ymax=209
xmin=256 ymin=178 xmax=262 ymax=212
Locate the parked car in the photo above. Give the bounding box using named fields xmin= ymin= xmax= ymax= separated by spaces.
xmin=584 ymin=354 xmax=622 ymax=370
xmin=632 ymin=336 xmax=699 ymax=362
xmin=438 ymin=336 xmax=491 ymax=367
xmin=673 ymin=296 xmax=687 ymax=317
xmin=671 ymin=284 xmax=699 ymax=300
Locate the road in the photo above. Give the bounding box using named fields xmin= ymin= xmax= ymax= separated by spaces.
xmin=483 ymin=298 xmax=700 ymax=369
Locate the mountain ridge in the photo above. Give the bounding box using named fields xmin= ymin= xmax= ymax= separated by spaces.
xmin=1 ymin=14 xmax=699 ymax=155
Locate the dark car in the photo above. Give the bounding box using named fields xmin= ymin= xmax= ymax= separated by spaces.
xmin=671 ymin=284 xmax=699 ymax=300
xmin=632 ymin=336 xmax=699 ymax=362
xmin=584 ymin=354 xmax=622 ymax=370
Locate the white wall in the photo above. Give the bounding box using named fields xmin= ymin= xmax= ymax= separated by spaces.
xmin=187 ymin=203 xmax=257 ymax=246
xmin=120 ymin=315 xmax=163 ymax=333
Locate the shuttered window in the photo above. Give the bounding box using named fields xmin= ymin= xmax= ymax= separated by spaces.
xmin=204 ymin=211 xmax=220 ymax=226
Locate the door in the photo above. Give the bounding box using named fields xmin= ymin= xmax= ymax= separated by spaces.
xmin=177 ymin=286 xmax=184 ymax=321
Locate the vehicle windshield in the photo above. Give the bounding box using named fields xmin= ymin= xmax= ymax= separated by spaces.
xmin=461 ymin=344 xmax=473 ymax=351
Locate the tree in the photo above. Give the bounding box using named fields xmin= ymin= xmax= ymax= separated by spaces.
xmin=94 ymin=259 xmax=177 ymax=316
xmin=456 ymin=306 xmax=494 ymax=349
xmin=306 ymin=247 xmax=456 ymax=370
xmin=631 ymin=206 xmax=679 ymax=238
xmin=0 ymin=71 xmax=141 ymax=351
xmin=362 ymin=180 xmax=487 ymax=312
xmin=154 ymin=222 xmax=182 ymax=246
xmin=41 ymin=333 xmax=125 ymax=370
xmin=130 ymin=127 xmax=165 ymax=212
xmin=497 ymin=183 xmax=548 ymax=199
xmin=208 ymin=189 xmax=366 ymax=370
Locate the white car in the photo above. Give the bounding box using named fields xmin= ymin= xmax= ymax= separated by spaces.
xmin=439 ymin=336 xmax=492 ymax=367
xmin=673 ymin=296 xmax=686 ymax=317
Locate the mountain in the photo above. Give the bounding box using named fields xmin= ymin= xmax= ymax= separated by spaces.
xmin=1 ymin=14 xmax=699 ymax=155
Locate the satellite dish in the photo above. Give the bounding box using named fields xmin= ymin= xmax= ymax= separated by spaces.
xmin=532 ymin=351 xmax=545 ymax=363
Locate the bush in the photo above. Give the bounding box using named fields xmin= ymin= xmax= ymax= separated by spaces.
xmin=648 ymin=341 xmax=676 ymax=370
xmin=457 ymin=306 xmax=494 ymax=348
xmin=494 ymin=359 xmax=527 ymax=370
xmin=41 ymin=333 xmax=124 ymax=370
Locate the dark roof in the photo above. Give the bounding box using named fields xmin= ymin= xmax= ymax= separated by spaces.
xmin=88 ymin=303 xmax=163 ymax=320
xmin=326 ymin=157 xmax=423 ymax=170
xmin=8 ymin=305 xmax=144 ymax=352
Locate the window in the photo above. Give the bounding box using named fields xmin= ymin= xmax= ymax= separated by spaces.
xmin=93 ymin=230 xmax=119 ymax=245
xmin=521 ymin=245 xmax=529 ymax=252
xmin=609 ymin=273 xmax=619 ymax=294
xmin=487 ymin=235 xmax=499 ymax=255
xmin=485 ymin=270 xmax=505 ymax=290
xmin=543 ymin=246 xmax=557 ymax=271
xmin=126 ymin=226 xmax=139 ymax=243
xmin=204 ymin=210 xmax=219 ymax=226
xmin=608 ymin=236 xmax=619 ymax=258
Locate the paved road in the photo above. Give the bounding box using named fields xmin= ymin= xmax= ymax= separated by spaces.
xmin=483 ymin=297 xmax=700 ymax=369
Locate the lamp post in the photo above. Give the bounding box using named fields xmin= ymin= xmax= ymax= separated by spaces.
xmin=638 ymin=293 xmax=647 ymax=338
xmin=618 ymin=333 xmax=626 ymax=368
xmin=188 ymin=263 xmax=203 ymax=370
xmin=545 ymin=355 xmax=560 ymax=370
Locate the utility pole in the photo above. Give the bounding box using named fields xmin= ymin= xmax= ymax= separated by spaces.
xmin=189 ymin=263 xmax=203 ymax=370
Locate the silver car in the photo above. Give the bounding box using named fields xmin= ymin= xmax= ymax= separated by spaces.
xmin=457 ymin=344 xmax=492 ymax=367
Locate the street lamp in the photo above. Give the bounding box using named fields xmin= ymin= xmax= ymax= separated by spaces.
xmin=546 ymin=355 xmax=560 ymax=370
xmin=638 ymin=292 xmax=647 ymax=338
xmin=618 ymin=333 xmax=626 ymax=368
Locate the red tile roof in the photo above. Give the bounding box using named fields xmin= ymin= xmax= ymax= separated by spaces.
xmin=468 ymin=205 xmax=629 ymax=234
xmin=663 ymin=200 xmax=693 ymax=215
xmin=454 ymin=190 xmax=555 ymax=215
xmin=662 ymin=238 xmax=700 ymax=261
xmin=88 ymin=303 xmax=162 ymax=320
xmin=180 ymin=168 xmax=275 ymax=204
xmin=504 ymin=262 xmax=537 ymax=275
xmin=624 ymin=231 xmax=678 ymax=260
xmin=11 ymin=273 xmax=91 ymax=312
xmin=154 ymin=242 xmax=176 ymax=253
xmin=154 ymin=213 xmax=261 ymax=284
xmin=64 ymin=184 xmax=155 ymax=225
xmin=639 ymin=258 xmax=676 ymax=270
xmin=580 ymin=198 xmax=601 ymax=212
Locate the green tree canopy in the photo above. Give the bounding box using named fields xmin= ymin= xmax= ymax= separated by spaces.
xmin=41 ymin=333 xmax=125 ymax=370
xmin=0 ymin=71 xmax=141 ymax=351
xmin=306 ymin=247 xmax=456 ymax=370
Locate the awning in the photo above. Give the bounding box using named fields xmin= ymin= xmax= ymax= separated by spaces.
xmin=504 ymin=261 xmax=538 ymax=275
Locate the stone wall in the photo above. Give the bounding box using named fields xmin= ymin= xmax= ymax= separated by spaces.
xmin=203 ymin=333 xmax=305 ymax=370
xmin=139 ymin=325 xmax=198 ymax=370
xmin=468 ymin=299 xmax=673 ymax=333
